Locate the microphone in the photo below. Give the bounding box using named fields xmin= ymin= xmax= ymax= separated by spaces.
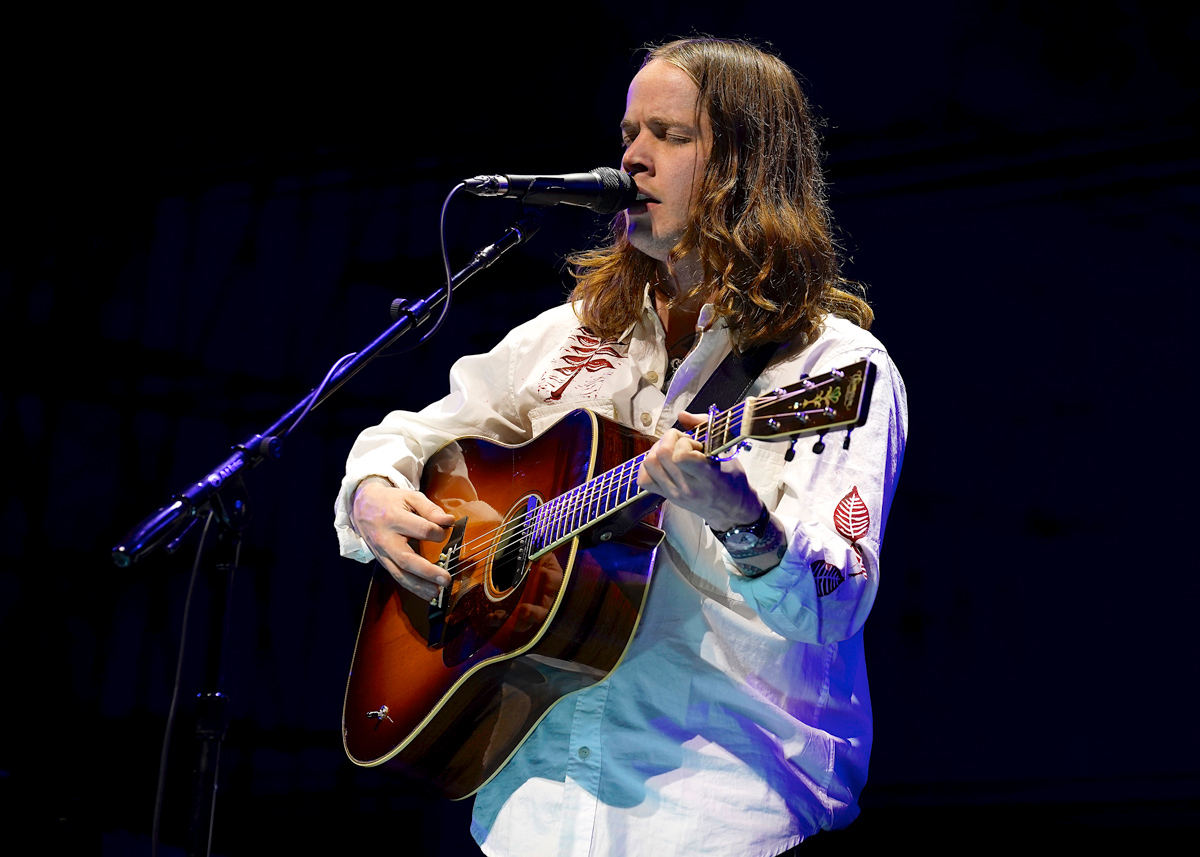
xmin=462 ymin=167 xmax=644 ymax=214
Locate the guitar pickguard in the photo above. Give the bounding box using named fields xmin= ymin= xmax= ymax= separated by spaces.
xmin=437 ymin=494 xmax=542 ymax=668
xmin=425 ymin=515 xmax=468 ymax=649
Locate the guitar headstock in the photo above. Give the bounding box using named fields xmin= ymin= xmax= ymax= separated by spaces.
xmin=744 ymin=359 xmax=876 ymax=441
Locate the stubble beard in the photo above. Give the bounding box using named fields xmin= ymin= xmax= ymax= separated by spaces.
xmin=626 ymin=216 xmax=679 ymax=266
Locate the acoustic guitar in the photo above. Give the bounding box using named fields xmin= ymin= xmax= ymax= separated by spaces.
xmin=342 ymin=359 xmax=876 ymax=799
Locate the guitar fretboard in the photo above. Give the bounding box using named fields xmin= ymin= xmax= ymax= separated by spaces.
xmin=528 ymin=400 xmax=751 ymax=556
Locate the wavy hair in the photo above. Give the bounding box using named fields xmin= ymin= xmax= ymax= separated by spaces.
xmin=568 ymin=38 xmax=872 ymax=350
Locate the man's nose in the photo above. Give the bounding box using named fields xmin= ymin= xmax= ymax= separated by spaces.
xmin=621 ymin=137 xmax=650 ymax=175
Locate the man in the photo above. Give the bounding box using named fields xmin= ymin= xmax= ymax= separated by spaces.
xmin=336 ymin=38 xmax=907 ymax=856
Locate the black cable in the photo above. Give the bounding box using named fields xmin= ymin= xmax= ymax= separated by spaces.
xmin=151 ymin=509 xmax=214 ymax=856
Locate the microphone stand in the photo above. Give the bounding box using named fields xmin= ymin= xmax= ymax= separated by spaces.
xmin=112 ymin=211 xmax=542 ymax=857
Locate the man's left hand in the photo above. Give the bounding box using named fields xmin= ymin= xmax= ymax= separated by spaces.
xmin=637 ymin=411 xmax=763 ymax=531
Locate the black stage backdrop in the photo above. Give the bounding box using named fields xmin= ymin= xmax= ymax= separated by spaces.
xmin=3 ymin=3 xmax=1197 ymax=854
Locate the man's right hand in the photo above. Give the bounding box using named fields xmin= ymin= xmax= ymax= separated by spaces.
xmin=351 ymin=479 xmax=455 ymax=601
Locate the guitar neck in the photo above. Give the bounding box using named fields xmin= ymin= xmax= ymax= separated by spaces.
xmin=527 ymin=401 xmax=751 ymax=558
xmin=526 ymin=358 xmax=873 ymax=559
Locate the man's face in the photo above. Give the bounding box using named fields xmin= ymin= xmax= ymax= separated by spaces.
xmin=620 ymin=60 xmax=712 ymax=264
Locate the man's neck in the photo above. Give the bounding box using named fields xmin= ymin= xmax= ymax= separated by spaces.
xmin=656 ymin=253 xmax=704 ymax=299
xmin=653 ymin=257 xmax=710 ymax=358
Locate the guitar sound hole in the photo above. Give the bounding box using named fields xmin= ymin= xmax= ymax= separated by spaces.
xmin=486 ymin=495 xmax=536 ymax=598
xmin=439 ymin=495 xmax=541 ymax=668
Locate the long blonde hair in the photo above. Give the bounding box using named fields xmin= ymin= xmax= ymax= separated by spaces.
xmin=569 ymin=38 xmax=872 ymax=350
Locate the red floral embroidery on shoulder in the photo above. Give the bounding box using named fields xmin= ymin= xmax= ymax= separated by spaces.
xmin=834 ymin=485 xmax=870 ymax=578
xmin=833 ymin=486 xmax=870 ymax=544
xmin=537 ymin=329 xmax=627 ymax=401
xmin=813 ymin=486 xmax=871 ymax=596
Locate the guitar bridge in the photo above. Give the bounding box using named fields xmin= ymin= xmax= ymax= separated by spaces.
xmin=426 ymin=515 xmax=468 ymax=649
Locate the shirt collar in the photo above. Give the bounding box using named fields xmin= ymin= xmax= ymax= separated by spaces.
xmin=630 ymin=283 xmax=722 ymax=342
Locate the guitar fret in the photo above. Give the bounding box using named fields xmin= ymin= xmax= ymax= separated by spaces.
xmin=584 ymin=479 xmax=596 ymax=527
xmin=597 ymin=468 xmax=612 ymax=518
xmin=575 ymin=483 xmax=590 ymax=536
xmin=552 ymin=496 xmax=566 ymax=544
xmin=569 ymin=486 xmax=583 ymax=535
xmin=536 ymin=502 xmax=548 ymax=551
xmin=592 ymin=470 xmax=609 ymax=518
xmin=530 ymin=359 xmax=870 ymax=553
xmin=562 ymin=489 xmax=576 ymax=539
xmin=587 ymin=473 xmax=601 ymax=523
xmin=561 ymin=489 xmax=573 ymax=539
xmin=623 ymin=458 xmax=638 ymax=504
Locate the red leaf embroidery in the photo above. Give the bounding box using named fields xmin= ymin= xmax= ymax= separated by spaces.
xmin=541 ymin=331 xmax=626 ymax=401
xmin=833 ymin=486 xmax=870 ymax=543
xmin=827 ymin=486 xmax=870 ymax=581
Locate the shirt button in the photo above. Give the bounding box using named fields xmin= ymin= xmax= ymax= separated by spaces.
xmin=640 ymin=413 xmax=652 ymax=427
xmin=577 ymin=746 xmax=591 ymax=760
xmin=646 ymin=371 xmax=659 ymax=384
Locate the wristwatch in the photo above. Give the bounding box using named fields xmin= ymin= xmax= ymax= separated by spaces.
xmin=711 ymin=505 xmax=773 ymax=552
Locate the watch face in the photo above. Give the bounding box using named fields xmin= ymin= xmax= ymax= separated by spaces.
xmin=722 ymin=531 xmax=760 ymax=551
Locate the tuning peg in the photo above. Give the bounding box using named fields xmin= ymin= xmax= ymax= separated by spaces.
xmin=784 ymin=438 xmax=798 ymax=462
xmin=843 ymin=431 xmax=853 ymax=451
xmin=812 ymin=433 xmax=827 ymax=454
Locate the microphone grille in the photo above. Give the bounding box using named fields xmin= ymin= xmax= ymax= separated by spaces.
xmin=591 ymin=167 xmax=637 ymax=215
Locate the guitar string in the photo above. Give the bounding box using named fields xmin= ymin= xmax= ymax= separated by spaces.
xmin=428 ymin=378 xmax=845 ymax=582
xmin=435 ymin=442 xmax=657 ymax=580
xmin=433 ymin=394 xmax=757 ymax=581
xmin=430 ymin=408 xmax=719 ymax=582
xmin=432 ymin=390 xmax=841 ymax=582
xmin=432 ymin=395 xmax=750 ymax=574
xmin=431 ymin=458 xmax=641 ymax=584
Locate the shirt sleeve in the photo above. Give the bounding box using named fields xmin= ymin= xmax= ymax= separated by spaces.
xmin=728 ymin=349 xmax=907 ymax=644
xmin=333 ymin=323 xmax=535 ymax=562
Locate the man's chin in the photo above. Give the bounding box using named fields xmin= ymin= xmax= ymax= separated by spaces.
xmin=626 ymin=228 xmax=674 ymax=263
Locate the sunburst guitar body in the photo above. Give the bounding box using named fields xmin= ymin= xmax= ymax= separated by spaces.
xmin=342 ymin=410 xmax=661 ymax=799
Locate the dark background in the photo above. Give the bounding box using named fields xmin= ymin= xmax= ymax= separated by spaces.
xmin=3 ymin=2 xmax=1197 ymax=854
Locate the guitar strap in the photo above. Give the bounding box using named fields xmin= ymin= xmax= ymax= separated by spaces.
xmin=673 ymin=340 xmax=778 ymax=431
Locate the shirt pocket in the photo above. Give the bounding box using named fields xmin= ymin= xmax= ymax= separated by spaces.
xmin=528 ymin=398 xmax=617 ymax=437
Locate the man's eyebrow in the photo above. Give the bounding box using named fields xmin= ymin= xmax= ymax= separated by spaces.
xmin=620 ymin=115 xmax=698 ymax=135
